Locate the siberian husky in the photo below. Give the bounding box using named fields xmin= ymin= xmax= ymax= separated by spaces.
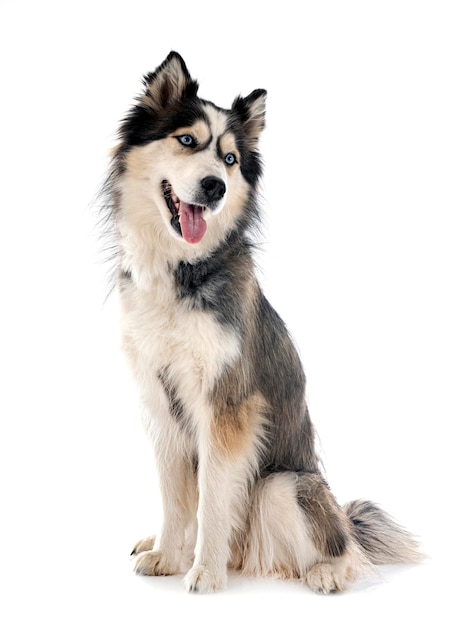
xmin=101 ymin=51 xmax=422 ymax=593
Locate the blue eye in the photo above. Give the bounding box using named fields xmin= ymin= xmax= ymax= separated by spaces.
xmin=178 ymin=134 xmax=195 ymax=147
xmin=224 ymin=153 xmax=236 ymax=166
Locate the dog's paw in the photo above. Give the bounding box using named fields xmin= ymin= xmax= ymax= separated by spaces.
xmin=133 ymin=550 xmax=178 ymax=576
xmin=305 ymin=563 xmax=349 ymax=594
xmin=184 ymin=564 xmax=227 ymax=593
xmin=130 ymin=535 xmax=156 ymax=556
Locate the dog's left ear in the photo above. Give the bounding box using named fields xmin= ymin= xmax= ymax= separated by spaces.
xmin=232 ymin=89 xmax=267 ymax=149
xmin=143 ymin=51 xmax=198 ymax=112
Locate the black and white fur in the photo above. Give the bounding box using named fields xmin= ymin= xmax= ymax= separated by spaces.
xmin=102 ymin=51 xmax=422 ymax=593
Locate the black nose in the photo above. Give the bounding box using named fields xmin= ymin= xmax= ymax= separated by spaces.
xmin=201 ymin=176 xmax=226 ymax=203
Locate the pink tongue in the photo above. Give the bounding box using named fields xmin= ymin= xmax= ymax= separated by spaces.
xmin=178 ymin=201 xmax=207 ymax=244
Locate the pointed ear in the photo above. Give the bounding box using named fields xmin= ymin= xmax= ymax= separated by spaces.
xmin=232 ymin=89 xmax=267 ymax=148
xmin=142 ymin=51 xmax=198 ymax=112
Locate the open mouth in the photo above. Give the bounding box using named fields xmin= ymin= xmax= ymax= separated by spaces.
xmin=161 ymin=180 xmax=207 ymax=244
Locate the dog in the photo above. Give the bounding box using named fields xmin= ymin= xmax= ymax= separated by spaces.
xmin=101 ymin=51 xmax=422 ymax=593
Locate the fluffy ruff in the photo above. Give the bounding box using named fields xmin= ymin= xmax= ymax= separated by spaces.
xmin=101 ymin=51 xmax=422 ymax=593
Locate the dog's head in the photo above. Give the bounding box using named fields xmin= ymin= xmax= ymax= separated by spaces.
xmin=113 ymin=52 xmax=266 ymax=251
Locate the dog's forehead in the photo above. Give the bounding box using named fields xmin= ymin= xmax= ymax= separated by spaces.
xmin=202 ymin=103 xmax=230 ymax=139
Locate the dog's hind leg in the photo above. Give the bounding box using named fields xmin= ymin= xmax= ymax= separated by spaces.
xmin=296 ymin=472 xmax=369 ymax=593
xmin=242 ymin=471 xmax=368 ymax=592
xmin=241 ymin=472 xmax=318 ymax=579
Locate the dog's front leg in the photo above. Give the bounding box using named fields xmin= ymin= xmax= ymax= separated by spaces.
xmin=184 ymin=445 xmax=239 ymax=593
xmin=133 ymin=423 xmax=197 ymax=576
xmin=184 ymin=396 xmax=263 ymax=592
xmin=185 ymin=400 xmax=257 ymax=594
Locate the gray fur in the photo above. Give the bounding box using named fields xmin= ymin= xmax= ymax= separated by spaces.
xmin=344 ymin=499 xmax=423 ymax=564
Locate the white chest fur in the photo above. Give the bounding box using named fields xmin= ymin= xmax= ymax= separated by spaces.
xmin=120 ymin=272 xmax=240 ymax=420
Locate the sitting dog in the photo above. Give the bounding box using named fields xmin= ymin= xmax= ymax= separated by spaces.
xmin=101 ymin=51 xmax=422 ymax=593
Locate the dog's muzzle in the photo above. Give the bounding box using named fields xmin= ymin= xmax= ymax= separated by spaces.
xmin=162 ymin=178 xmax=226 ymax=244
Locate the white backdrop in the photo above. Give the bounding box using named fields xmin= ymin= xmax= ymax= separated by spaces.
xmin=1 ymin=1 xmax=460 ymax=624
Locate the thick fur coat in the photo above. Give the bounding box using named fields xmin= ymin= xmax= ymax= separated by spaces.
xmin=102 ymin=52 xmax=422 ymax=593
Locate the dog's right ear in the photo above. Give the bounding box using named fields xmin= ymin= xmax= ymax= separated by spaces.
xmin=142 ymin=51 xmax=198 ymax=112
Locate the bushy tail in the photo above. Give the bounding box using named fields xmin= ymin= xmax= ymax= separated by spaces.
xmin=343 ymin=499 xmax=424 ymax=565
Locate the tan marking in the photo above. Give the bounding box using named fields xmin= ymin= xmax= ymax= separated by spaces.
xmin=211 ymin=393 xmax=267 ymax=459
xmin=219 ymin=131 xmax=240 ymax=165
xmin=124 ymin=143 xmax=154 ymax=180
xmin=170 ymin=120 xmax=211 ymax=149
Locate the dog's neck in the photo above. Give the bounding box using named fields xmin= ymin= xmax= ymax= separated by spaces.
xmin=117 ymin=215 xmax=249 ymax=294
